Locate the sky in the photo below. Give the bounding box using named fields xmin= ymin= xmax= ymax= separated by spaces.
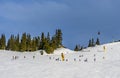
xmin=0 ymin=0 xmax=120 ymax=49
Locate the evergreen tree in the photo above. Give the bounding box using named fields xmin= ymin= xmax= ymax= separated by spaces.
xmin=6 ymin=39 xmax=10 ymax=50
xmin=45 ymin=46 xmax=54 ymax=54
xmin=50 ymin=36 xmax=57 ymax=49
xmin=37 ymin=36 xmax=41 ymax=48
xmin=20 ymin=33 xmax=27 ymax=52
xmin=91 ymin=38 xmax=95 ymax=47
xmin=47 ymin=32 xmax=50 ymax=43
xmin=88 ymin=40 xmax=92 ymax=47
xmin=34 ymin=36 xmax=40 ymax=50
xmin=56 ymin=29 xmax=62 ymax=47
xmin=0 ymin=34 xmax=6 ymax=49
xmin=74 ymin=45 xmax=79 ymax=51
xmin=13 ymin=36 xmax=18 ymax=51
xmin=14 ymin=34 xmax=20 ymax=51
xmin=44 ymin=37 xmax=54 ymax=54
xmin=26 ymin=34 xmax=31 ymax=51
xmin=96 ymin=38 xmax=100 ymax=45
xmin=31 ymin=37 xmax=36 ymax=51
xmin=0 ymin=39 xmax=2 ymax=49
xmin=44 ymin=38 xmax=50 ymax=53
xmin=8 ymin=35 xmax=15 ymax=51
xmin=39 ymin=32 xmax=45 ymax=49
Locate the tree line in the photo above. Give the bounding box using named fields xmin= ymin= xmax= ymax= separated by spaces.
xmin=0 ymin=29 xmax=63 ymax=54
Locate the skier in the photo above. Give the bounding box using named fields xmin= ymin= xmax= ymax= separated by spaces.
xmin=33 ymin=56 xmax=35 ymax=59
xmin=103 ymin=56 xmax=105 ymax=59
xmin=94 ymin=58 xmax=96 ymax=62
xmin=24 ymin=56 xmax=26 ymax=58
xmin=103 ymin=46 xmax=106 ymax=52
xmin=84 ymin=58 xmax=88 ymax=62
xmin=61 ymin=53 xmax=65 ymax=61
xmin=49 ymin=57 xmax=51 ymax=60
xmin=74 ymin=58 xmax=76 ymax=61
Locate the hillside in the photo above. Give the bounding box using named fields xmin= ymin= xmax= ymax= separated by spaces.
xmin=0 ymin=42 xmax=120 ymax=78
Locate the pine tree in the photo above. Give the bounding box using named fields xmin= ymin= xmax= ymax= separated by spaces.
xmin=35 ymin=36 xmax=40 ymax=50
xmin=74 ymin=45 xmax=79 ymax=51
xmin=20 ymin=33 xmax=27 ymax=52
xmin=51 ymin=36 xmax=57 ymax=49
xmin=88 ymin=40 xmax=92 ymax=47
xmin=14 ymin=34 xmax=20 ymax=51
xmin=37 ymin=36 xmax=41 ymax=48
xmin=91 ymin=38 xmax=95 ymax=47
xmin=39 ymin=32 xmax=45 ymax=49
xmin=45 ymin=46 xmax=54 ymax=54
xmin=0 ymin=34 xmax=6 ymax=49
xmin=6 ymin=39 xmax=10 ymax=50
xmin=96 ymin=38 xmax=100 ymax=45
xmin=56 ymin=29 xmax=62 ymax=47
xmin=26 ymin=34 xmax=31 ymax=51
xmin=44 ymin=38 xmax=54 ymax=54
xmin=44 ymin=38 xmax=50 ymax=54
xmin=47 ymin=32 xmax=50 ymax=43
xmin=9 ymin=35 xmax=15 ymax=51
xmin=0 ymin=39 xmax=2 ymax=49
xmin=13 ymin=36 xmax=18 ymax=51
xmin=31 ymin=37 xmax=36 ymax=51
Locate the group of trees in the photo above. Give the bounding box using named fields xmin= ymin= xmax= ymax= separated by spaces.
xmin=0 ymin=29 xmax=102 ymax=53
xmin=88 ymin=38 xmax=100 ymax=47
xmin=0 ymin=29 xmax=63 ymax=54
xmin=74 ymin=38 xmax=100 ymax=51
xmin=74 ymin=45 xmax=83 ymax=51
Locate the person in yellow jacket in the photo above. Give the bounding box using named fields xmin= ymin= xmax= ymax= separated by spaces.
xmin=61 ymin=53 xmax=65 ymax=61
xmin=103 ymin=46 xmax=107 ymax=60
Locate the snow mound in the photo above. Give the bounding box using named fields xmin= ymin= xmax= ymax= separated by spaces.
xmin=53 ymin=48 xmax=74 ymax=55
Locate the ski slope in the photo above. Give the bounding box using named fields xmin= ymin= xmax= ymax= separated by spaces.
xmin=0 ymin=42 xmax=120 ymax=78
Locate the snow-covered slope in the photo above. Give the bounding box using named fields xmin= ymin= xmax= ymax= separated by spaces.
xmin=53 ymin=48 xmax=74 ymax=55
xmin=0 ymin=42 xmax=120 ymax=78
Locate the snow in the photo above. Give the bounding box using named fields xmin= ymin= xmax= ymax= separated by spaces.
xmin=0 ymin=42 xmax=120 ymax=78
xmin=53 ymin=48 xmax=74 ymax=55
